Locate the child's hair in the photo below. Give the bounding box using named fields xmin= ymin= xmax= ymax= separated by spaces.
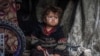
xmin=42 ymin=5 xmax=63 ymax=22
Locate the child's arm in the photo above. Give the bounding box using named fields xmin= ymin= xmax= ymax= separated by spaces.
xmin=56 ymin=26 xmax=67 ymax=44
xmin=55 ymin=37 xmax=67 ymax=50
xmin=31 ymin=23 xmax=42 ymax=50
xmin=55 ymin=26 xmax=67 ymax=50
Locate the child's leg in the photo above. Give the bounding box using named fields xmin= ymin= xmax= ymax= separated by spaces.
xmin=54 ymin=54 xmax=60 ymax=56
xmin=53 ymin=49 xmax=63 ymax=56
xmin=47 ymin=48 xmax=61 ymax=56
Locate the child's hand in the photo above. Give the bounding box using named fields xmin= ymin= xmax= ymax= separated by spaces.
xmin=58 ymin=38 xmax=67 ymax=44
xmin=37 ymin=45 xmax=44 ymax=51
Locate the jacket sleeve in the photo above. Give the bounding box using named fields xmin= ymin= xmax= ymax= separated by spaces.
xmin=31 ymin=36 xmax=41 ymax=49
xmin=31 ymin=24 xmax=41 ymax=49
xmin=55 ymin=26 xmax=67 ymax=50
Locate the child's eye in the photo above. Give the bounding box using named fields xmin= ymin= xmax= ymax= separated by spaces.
xmin=48 ymin=16 xmax=52 ymax=18
xmin=47 ymin=16 xmax=58 ymax=19
xmin=55 ymin=17 xmax=58 ymax=19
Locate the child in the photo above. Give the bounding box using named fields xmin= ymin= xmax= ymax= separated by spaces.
xmin=31 ymin=5 xmax=67 ymax=56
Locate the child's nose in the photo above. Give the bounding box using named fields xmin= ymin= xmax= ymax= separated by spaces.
xmin=52 ymin=17 xmax=56 ymax=20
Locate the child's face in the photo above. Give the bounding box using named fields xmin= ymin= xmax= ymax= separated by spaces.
xmin=45 ymin=11 xmax=59 ymax=27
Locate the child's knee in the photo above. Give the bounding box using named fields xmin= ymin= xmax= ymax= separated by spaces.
xmin=54 ymin=54 xmax=60 ymax=56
